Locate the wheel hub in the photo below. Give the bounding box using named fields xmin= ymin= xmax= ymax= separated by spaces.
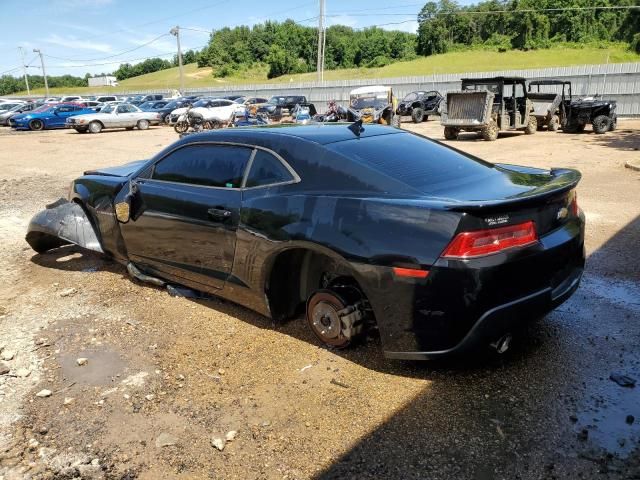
xmin=311 ymin=301 xmax=341 ymax=340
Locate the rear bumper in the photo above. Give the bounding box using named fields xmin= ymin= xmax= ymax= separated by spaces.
xmin=384 ymin=265 xmax=582 ymax=360
xmin=367 ymin=217 xmax=585 ymax=360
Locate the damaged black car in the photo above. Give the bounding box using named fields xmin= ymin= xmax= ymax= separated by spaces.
xmin=26 ymin=124 xmax=585 ymax=360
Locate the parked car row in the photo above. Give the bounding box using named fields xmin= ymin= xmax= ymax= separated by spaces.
xmin=2 ymin=78 xmax=617 ymax=137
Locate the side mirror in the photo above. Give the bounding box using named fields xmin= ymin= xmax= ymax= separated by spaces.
xmin=115 ymin=195 xmax=131 ymax=223
xmin=115 ymin=181 xmax=144 ymax=223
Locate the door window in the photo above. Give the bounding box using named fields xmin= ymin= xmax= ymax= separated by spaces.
xmin=116 ymin=105 xmax=129 ymax=113
xmin=245 ymin=150 xmax=294 ymax=188
xmin=152 ymin=144 xmax=252 ymax=188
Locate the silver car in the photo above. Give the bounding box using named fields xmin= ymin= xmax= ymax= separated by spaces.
xmin=66 ymin=103 xmax=161 ymax=133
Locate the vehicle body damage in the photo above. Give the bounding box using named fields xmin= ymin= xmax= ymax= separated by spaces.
xmin=26 ymin=125 xmax=585 ymax=360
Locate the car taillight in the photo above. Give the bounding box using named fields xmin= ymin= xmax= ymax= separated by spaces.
xmin=441 ymin=221 xmax=538 ymax=259
xmin=569 ymin=190 xmax=578 ymax=216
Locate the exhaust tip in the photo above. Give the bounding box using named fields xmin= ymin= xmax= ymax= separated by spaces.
xmin=491 ymin=333 xmax=512 ymax=354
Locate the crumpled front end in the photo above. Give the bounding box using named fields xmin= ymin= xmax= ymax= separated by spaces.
xmin=25 ymin=199 xmax=104 ymax=254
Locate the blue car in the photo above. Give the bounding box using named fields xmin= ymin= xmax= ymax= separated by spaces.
xmin=10 ymin=104 xmax=96 ymax=131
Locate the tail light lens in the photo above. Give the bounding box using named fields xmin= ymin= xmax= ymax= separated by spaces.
xmin=441 ymin=221 xmax=538 ymax=259
xmin=569 ymin=190 xmax=578 ymax=216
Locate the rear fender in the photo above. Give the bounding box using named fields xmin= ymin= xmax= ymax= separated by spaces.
xmin=25 ymin=199 xmax=104 ymax=254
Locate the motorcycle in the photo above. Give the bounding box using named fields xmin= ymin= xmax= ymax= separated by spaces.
xmin=174 ymin=106 xmax=222 ymax=134
xmin=233 ymin=111 xmax=270 ymax=127
xmin=313 ymin=100 xmax=347 ymax=122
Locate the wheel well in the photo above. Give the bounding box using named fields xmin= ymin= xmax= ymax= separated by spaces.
xmin=90 ymin=120 xmax=104 ymax=127
xmin=266 ymin=248 xmax=365 ymax=321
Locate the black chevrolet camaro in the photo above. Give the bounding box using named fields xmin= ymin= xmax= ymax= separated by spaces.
xmin=26 ymin=124 xmax=585 ymax=360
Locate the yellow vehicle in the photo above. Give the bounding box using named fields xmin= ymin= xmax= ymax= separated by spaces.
xmin=346 ymin=86 xmax=399 ymax=127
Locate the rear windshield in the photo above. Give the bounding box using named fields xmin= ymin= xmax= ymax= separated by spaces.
xmin=326 ymin=132 xmax=499 ymax=194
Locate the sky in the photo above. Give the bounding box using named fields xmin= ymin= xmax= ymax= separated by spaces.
xmin=0 ymin=0 xmax=476 ymax=78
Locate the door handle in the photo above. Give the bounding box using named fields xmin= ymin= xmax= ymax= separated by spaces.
xmin=208 ymin=207 xmax=232 ymax=221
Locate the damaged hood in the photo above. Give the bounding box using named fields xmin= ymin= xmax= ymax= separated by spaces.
xmin=84 ymin=159 xmax=149 ymax=178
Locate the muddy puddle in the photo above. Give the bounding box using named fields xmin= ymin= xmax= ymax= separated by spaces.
xmin=59 ymin=349 xmax=127 ymax=387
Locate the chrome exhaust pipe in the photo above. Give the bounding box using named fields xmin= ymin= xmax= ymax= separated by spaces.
xmin=490 ymin=333 xmax=512 ymax=354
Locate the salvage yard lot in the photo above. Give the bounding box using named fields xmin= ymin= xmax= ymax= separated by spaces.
xmin=0 ymin=121 xmax=639 ymax=479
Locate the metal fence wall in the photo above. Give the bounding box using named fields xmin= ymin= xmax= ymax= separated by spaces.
xmin=180 ymin=62 xmax=640 ymax=115
xmin=172 ymin=63 xmax=640 ymax=116
xmin=13 ymin=62 xmax=639 ymax=115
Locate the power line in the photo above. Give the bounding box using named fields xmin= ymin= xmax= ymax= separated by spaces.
xmin=420 ymin=4 xmax=640 ymax=17
xmin=0 ymin=66 xmax=22 ymax=76
xmin=42 ymin=43 xmax=210 ymax=69
xmin=42 ymin=33 xmax=171 ymax=63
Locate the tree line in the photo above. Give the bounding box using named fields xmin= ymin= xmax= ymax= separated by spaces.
xmin=417 ymin=0 xmax=640 ymax=55
xmin=113 ymin=50 xmax=198 ymax=80
xmin=1 ymin=1 xmax=638 ymax=95
xmin=0 ymin=74 xmax=88 ymax=96
xmin=196 ymin=20 xmax=417 ymax=78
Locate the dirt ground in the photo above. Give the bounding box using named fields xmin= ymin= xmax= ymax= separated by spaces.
xmin=0 ymin=120 xmax=639 ymax=480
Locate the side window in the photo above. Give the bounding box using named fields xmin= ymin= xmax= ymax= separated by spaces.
xmin=116 ymin=105 xmax=128 ymax=113
xmin=515 ymin=83 xmax=525 ymax=98
xmin=152 ymin=144 xmax=252 ymax=188
xmin=246 ymin=150 xmax=294 ymax=188
xmin=57 ymin=106 xmax=71 ymax=112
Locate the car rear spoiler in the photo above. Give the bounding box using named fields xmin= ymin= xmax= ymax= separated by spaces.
xmin=445 ymin=166 xmax=581 ymax=212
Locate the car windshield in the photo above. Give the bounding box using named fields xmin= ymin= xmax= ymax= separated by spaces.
xmin=100 ymin=105 xmax=115 ymax=113
xmin=9 ymin=104 xmax=26 ymax=112
xmin=193 ymin=99 xmax=211 ymax=108
xmin=350 ymin=94 xmax=388 ymax=109
xmin=139 ymin=102 xmax=154 ymax=109
xmin=268 ymin=97 xmax=285 ymax=105
xmin=463 ymin=83 xmax=500 ymax=94
xmin=164 ymin=101 xmax=179 ymax=109
xmin=403 ymin=92 xmax=421 ymax=102
xmin=32 ymin=105 xmax=51 ymax=113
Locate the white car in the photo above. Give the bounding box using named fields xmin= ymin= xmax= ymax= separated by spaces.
xmin=66 ymin=103 xmax=161 ymax=133
xmin=60 ymin=96 xmax=84 ymax=103
xmin=169 ymin=98 xmax=244 ymax=124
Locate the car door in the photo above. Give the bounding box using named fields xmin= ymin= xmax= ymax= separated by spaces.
xmin=119 ymin=143 xmax=253 ymax=289
xmin=49 ymin=105 xmax=74 ymax=127
xmin=114 ymin=104 xmax=132 ymax=127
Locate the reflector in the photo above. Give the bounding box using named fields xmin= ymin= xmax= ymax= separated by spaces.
xmin=393 ymin=267 xmax=430 ymax=278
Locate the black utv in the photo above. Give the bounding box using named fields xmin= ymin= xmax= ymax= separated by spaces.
xmin=396 ymin=90 xmax=442 ymax=123
xmin=565 ymin=96 xmax=617 ymax=134
xmin=440 ymin=77 xmax=537 ymax=141
xmin=528 ymin=79 xmax=617 ymax=134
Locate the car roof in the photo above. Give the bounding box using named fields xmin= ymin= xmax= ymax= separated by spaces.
xmin=462 ymin=76 xmax=526 ymax=83
xmin=528 ymin=79 xmax=571 ymax=86
xmin=350 ymin=85 xmax=391 ymax=95
xmin=181 ymin=124 xmax=403 ymax=146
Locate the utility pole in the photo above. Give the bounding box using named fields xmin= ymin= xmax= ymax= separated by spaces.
xmin=170 ymin=26 xmax=184 ymax=94
xmin=18 ymin=47 xmax=30 ymax=95
xmin=32 ymin=48 xmax=49 ymax=97
xmin=316 ymin=0 xmax=325 ymax=82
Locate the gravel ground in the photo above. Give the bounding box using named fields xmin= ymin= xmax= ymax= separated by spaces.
xmin=0 ymin=121 xmax=639 ymax=480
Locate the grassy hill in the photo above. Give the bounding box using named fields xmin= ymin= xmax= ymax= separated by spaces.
xmin=18 ymin=45 xmax=640 ymax=95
